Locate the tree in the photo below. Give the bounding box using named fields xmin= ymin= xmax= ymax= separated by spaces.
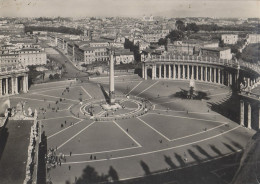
xmin=53 ymin=73 xmax=60 ymax=79
xmin=76 ymin=166 xmax=108 ymax=184
xmin=158 ymin=38 xmax=167 ymax=46
xmin=166 ymin=30 xmax=185 ymax=42
xmin=49 ymin=74 xmax=54 ymax=80
xmin=175 ymin=20 xmax=185 ymax=31
xmin=186 ymin=23 xmax=199 ymax=33
xmin=219 ymin=38 xmax=225 ymax=47
xmin=108 ymin=166 xmax=119 ymax=181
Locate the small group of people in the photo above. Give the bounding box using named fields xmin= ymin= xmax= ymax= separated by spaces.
xmin=46 ymin=148 xmax=66 ymax=170
xmin=61 ymin=121 xmax=75 ymax=128
xmin=90 ymin=154 xmax=97 ymax=160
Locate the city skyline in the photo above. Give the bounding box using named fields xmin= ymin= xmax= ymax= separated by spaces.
xmin=0 ymin=0 xmax=260 ymax=18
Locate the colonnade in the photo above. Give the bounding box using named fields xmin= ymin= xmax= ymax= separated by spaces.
xmin=0 ymin=75 xmax=28 ymax=96
xmin=142 ymin=63 xmax=238 ymax=87
xmin=240 ymin=100 xmax=260 ymax=130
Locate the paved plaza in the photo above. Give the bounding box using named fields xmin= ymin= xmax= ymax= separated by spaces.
xmin=9 ymin=77 xmax=255 ymax=184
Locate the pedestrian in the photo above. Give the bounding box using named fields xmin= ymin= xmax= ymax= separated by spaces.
xmin=70 ymin=152 xmax=72 ymax=156
xmin=94 ymin=156 xmax=96 ymax=160
xmin=126 ymin=128 xmax=128 ymax=132
xmin=61 ymin=124 xmax=63 ymax=128
xmin=69 ymin=165 xmax=71 ymax=170
xmin=90 ymin=155 xmax=92 ymax=160
xmin=65 ymin=120 xmax=66 ymax=125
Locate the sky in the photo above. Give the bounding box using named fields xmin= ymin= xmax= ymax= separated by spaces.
xmin=0 ymin=0 xmax=260 ymax=18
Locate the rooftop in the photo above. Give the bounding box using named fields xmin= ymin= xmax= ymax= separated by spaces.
xmin=0 ymin=120 xmax=34 ymax=184
xmin=201 ymin=47 xmax=231 ymax=52
xmin=19 ymin=48 xmax=41 ymax=52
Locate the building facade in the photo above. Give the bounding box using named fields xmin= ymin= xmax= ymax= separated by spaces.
xmin=200 ymin=47 xmax=232 ymax=60
xmin=0 ymin=64 xmax=29 ymax=97
xmin=247 ymin=34 xmax=260 ymax=44
xmin=0 ymin=44 xmax=47 ymax=66
xmin=221 ymin=34 xmax=238 ymax=44
xmin=114 ymin=49 xmax=134 ymax=64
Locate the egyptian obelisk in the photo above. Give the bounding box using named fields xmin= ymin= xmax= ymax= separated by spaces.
xmin=109 ymin=50 xmax=115 ymax=105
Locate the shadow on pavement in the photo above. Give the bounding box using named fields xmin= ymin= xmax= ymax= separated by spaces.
xmin=0 ymin=127 xmax=9 ymax=161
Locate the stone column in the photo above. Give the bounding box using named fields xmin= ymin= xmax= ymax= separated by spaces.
xmin=235 ymin=75 xmax=238 ymax=88
xmin=0 ymin=78 xmax=2 ymax=96
xmin=201 ymin=66 xmax=203 ymax=81
xmin=154 ymin=65 xmax=157 ymax=79
xmin=218 ymin=69 xmax=221 ymax=84
xmin=142 ymin=63 xmax=145 ymax=79
xmin=173 ymin=64 xmax=176 ymax=79
xmin=178 ymin=64 xmax=181 ymax=79
xmin=240 ymin=100 xmax=244 ymax=126
xmin=191 ymin=65 xmax=194 ymax=79
xmin=247 ymin=78 xmax=250 ymax=88
xmin=222 ymin=70 xmax=225 ymax=84
xmin=11 ymin=77 xmax=14 ymax=94
xmin=248 ymin=103 xmax=252 ymax=129
xmin=15 ymin=77 xmax=18 ymax=94
xmin=209 ymin=67 xmax=212 ymax=82
xmin=2 ymin=78 xmax=5 ymax=95
xmin=230 ymin=73 xmax=233 ymax=86
xmin=236 ymin=69 xmax=240 ymax=90
xmin=6 ymin=78 xmax=8 ymax=95
xmin=182 ymin=65 xmax=185 ymax=79
xmin=187 ymin=65 xmax=190 ymax=79
xmin=164 ymin=64 xmax=166 ymax=79
xmin=227 ymin=72 xmax=230 ymax=86
xmin=168 ymin=65 xmax=171 ymax=79
xmin=23 ymin=76 xmax=26 ymax=93
xmin=214 ymin=68 xmax=216 ymax=83
xmin=196 ymin=66 xmax=199 ymax=80
xmin=159 ymin=64 xmax=162 ymax=79
xmin=26 ymin=75 xmax=29 ymax=92
xmin=205 ymin=67 xmax=208 ymax=82
xmin=152 ymin=65 xmax=155 ymax=79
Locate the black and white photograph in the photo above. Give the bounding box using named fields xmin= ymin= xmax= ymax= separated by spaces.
xmin=0 ymin=0 xmax=260 ymax=183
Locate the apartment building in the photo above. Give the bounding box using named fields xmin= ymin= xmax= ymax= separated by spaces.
xmin=200 ymin=47 xmax=232 ymax=60
xmin=221 ymin=34 xmax=238 ymax=44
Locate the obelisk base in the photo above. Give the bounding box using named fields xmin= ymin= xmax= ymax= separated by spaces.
xmin=109 ymin=91 xmax=115 ymax=105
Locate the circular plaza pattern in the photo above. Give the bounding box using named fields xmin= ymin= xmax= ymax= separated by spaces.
xmin=9 ymin=75 xmax=255 ymax=184
xmin=71 ymin=96 xmax=152 ymax=121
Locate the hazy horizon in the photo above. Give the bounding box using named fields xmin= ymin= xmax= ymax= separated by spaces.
xmin=0 ymin=0 xmax=260 ymax=18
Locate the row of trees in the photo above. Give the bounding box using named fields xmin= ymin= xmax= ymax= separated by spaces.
xmin=35 ymin=17 xmax=72 ymax=22
xmin=24 ymin=26 xmax=83 ymax=35
xmin=175 ymin=20 xmax=199 ymax=33
xmin=175 ymin=20 xmax=260 ymax=33
xmin=158 ymin=30 xmax=185 ymax=45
